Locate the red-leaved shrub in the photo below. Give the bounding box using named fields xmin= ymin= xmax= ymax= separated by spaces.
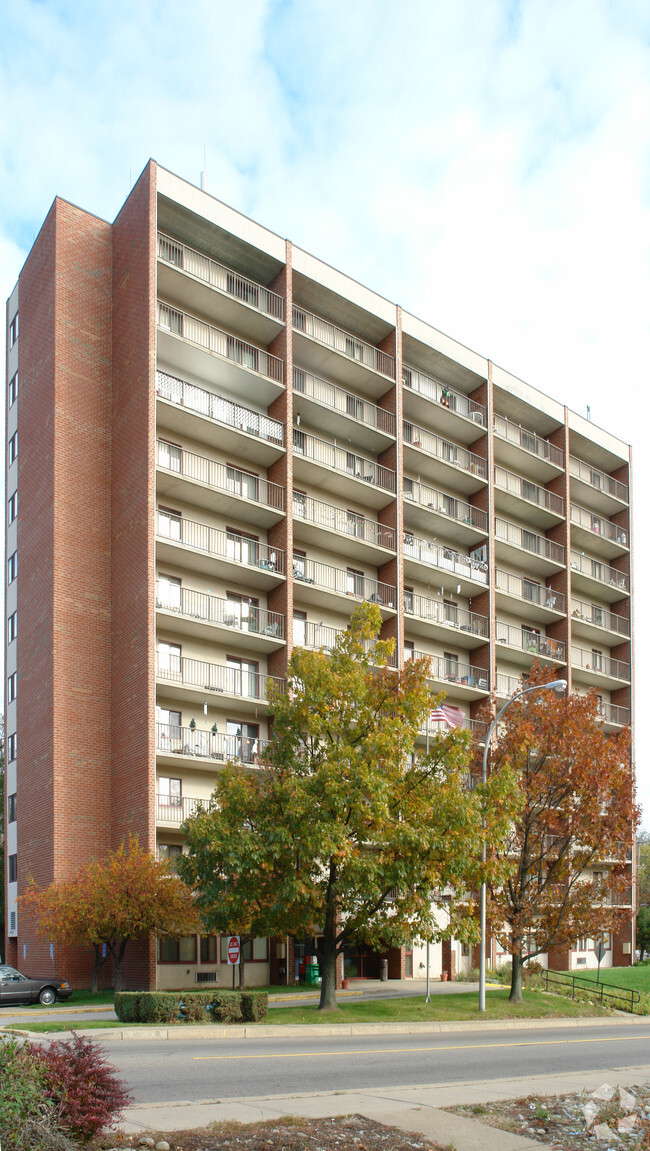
xmin=35 ymin=1033 xmax=131 ymax=1142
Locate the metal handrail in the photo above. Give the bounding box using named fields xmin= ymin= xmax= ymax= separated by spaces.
xmin=156 ymin=513 xmax=285 ymax=575
xmin=292 ymin=305 xmax=395 ymax=378
xmin=402 ymin=364 xmax=487 ymax=425
xmin=495 ymin=569 xmax=565 ymax=612
xmin=493 ymin=414 xmax=563 ymax=467
xmin=570 ymin=552 xmax=629 ymax=592
xmin=403 ymin=421 xmax=487 ymax=479
xmin=495 ymin=466 xmax=564 ymax=516
xmin=570 ymin=503 xmax=628 ymax=546
xmin=405 ymin=479 xmax=488 ymax=532
xmin=293 ymin=367 xmax=395 ymax=436
xmin=293 ymin=493 xmax=396 ymax=550
xmin=156 ymin=583 xmax=284 ymax=639
xmin=157 ymin=233 xmax=284 ymax=320
xmin=156 ymin=370 xmax=283 ymax=446
xmin=541 ymin=970 xmax=640 ymax=1013
xmin=569 ymin=456 xmax=628 ymax=503
xmin=405 ymin=592 xmax=489 ymax=637
xmin=293 ymin=557 xmax=396 ymax=607
xmin=293 ymin=429 xmax=396 ymax=491
xmin=157 ymin=302 xmax=284 ymax=383
xmin=403 ymin=534 xmax=488 ymax=584
xmin=495 ymin=518 xmax=564 ymax=564
xmin=156 ymin=440 xmax=285 ymax=511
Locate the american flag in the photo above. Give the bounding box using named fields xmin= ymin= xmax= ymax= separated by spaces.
xmin=430 ymin=704 xmax=465 ymax=728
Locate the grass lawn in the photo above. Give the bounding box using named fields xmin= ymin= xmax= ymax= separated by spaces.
xmin=559 ymin=965 xmax=650 ymax=992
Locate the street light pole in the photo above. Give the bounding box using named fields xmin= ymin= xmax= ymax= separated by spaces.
xmin=478 ymin=678 xmax=567 ymax=1013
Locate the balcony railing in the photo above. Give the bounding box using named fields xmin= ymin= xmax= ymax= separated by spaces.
xmin=293 ymin=557 xmax=396 ymax=607
xmin=569 ymin=456 xmax=628 ymax=503
xmin=495 ymin=518 xmax=564 ymax=564
xmin=156 ymin=513 xmax=285 ymax=575
xmin=157 ymin=233 xmax=284 ymax=320
xmin=403 ymin=533 xmax=488 ymax=584
xmin=293 ymin=367 xmax=395 ymax=435
xmin=156 ymin=792 xmax=206 ymax=824
xmin=293 ymin=430 xmax=396 ymax=492
xmin=570 ymin=599 xmax=629 ymax=637
xmin=419 ymin=715 xmax=487 ymax=738
xmin=495 ymin=569 xmax=565 ymax=613
xmin=156 ymin=370 xmax=283 ymax=446
xmin=402 ymin=364 xmax=486 ymax=426
xmin=156 ymin=653 xmax=284 ymax=700
xmin=496 ymin=672 xmax=526 ymax=697
xmin=294 ymin=622 xmax=398 ymax=667
xmin=292 ymin=305 xmax=395 ymax=378
xmin=293 ymin=493 xmax=396 ymax=550
xmin=156 ymin=722 xmax=269 ymax=764
xmin=404 ymin=479 xmax=488 ymax=532
xmin=157 ymin=302 xmax=284 ymax=383
xmin=496 ymin=622 xmax=565 ymax=660
xmin=493 ymin=415 xmax=563 ymax=467
xmin=598 ymin=702 xmax=631 ymax=726
xmin=156 ymin=583 xmax=284 ymax=639
xmin=572 ymin=648 xmax=630 ymax=681
xmin=570 ymin=504 xmax=628 ymax=547
xmin=156 ymin=440 xmax=284 ymax=512
xmin=411 ymin=650 xmax=489 ymax=690
xmin=403 ymin=422 xmax=487 ymax=479
xmin=570 ymin=552 xmax=629 ymax=593
xmin=405 ymin=592 xmax=489 ymax=638
xmin=495 ymin=467 xmax=564 ymax=516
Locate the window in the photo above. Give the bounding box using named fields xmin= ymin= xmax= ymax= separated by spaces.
xmin=404 ymin=641 xmax=414 ymax=661
xmin=8 ymin=672 xmax=16 ymax=702
xmin=521 ymin=429 xmax=538 ymax=453
xmin=220 ymin=936 xmax=268 ymax=962
xmin=227 ymin=336 xmax=258 ymax=371
xmin=293 ymin=550 xmax=307 ymax=578
xmin=200 ymin=936 xmax=218 ymax=963
xmin=441 ymin=440 xmax=457 ymax=463
xmin=522 ymin=479 xmax=538 ymax=503
xmin=8 ymin=733 xmax=16 ymax=761
xmin=156 ymin=707 xmax=182 ymax=744
xmin=346 ymin=567 xmax=364 ymax=597
xmin=226 ymin=593 xmax=259 ymax=632
xmin=442 ymin=494 xmax=457 ymax=518
xmin=522 ymin=529 xmax=539 ymax=554
xmin=226 ymin=657 xmax=259 ymax=698
xmin=8 ymin=612 xmax=17 ymax=643
xmin=347 ymin=511 xmax=365 ymax=539
xmin=444 ymin=652 xmax=459 ymax=680
xmin=293 ymin=611 xmax=307 ymax=646
xmin=158 ymin=440 xmax=182 ymax=473
xmin=443 ymin=599 xmax=458 ymax=626
xmin=227 ymin=528 xmax=258 ymax=567
xmin=157 ymin=844 xmax=183 ymax=873
xmin=8 ymin=793 xmax=16 ymax=823
xmin=293 ymin=489 xmax=307 ymax=518
xmin=575 ymin=938 xmax=590 ymax=951
xmin=227 ymin=465 xmax=259 ymax=501
xmin=344 ymin=335 xmax=363 ymax=362
xmin=293 ymin=429 xmax=306 ymax=454
xmin=403 ymin=477 xmax=414 ymax=499
xmin=157 ymin=574 xmax=182 ymax=610
xmin=8 ymin=492 xmax=17 ymax=524
xmin=523 ymin=578 xmax=540 ymax=604
xmin=8 ymin=552 xmax=17 ymax=584
xmin=9 ymin=854 xmax=17 ymax=883
xmin=592 ymin=649 xmax=603 ymax=670
xmin=8 ymin=372 xmax=17 ymax=407
xmin=157 ymin=507 xmax=182 ymax=541
xmin=158 ymin=935 xmax=196 ymax=963
xmin=404 ymin=586 xmax=414 ymax=614
xmin=158 ymin=777 xmax=182 ymax=807
xmin=9 ymin=313 xmax=18 ymax=347
xmin=226 ymin=721 xmax=259 ymax=763
xmin=157 ymin=642 xmax=181 ymax=677
xmin=8 ymin=432 xmax=17 ymax=465
xmin=346 ymin=393 xmax=363 ymax=420
xmin=158 ymin=304 xmax=183 ymax=335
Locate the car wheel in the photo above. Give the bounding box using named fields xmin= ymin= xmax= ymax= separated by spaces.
xmin=39 ymin=988 xmax=57 ymax=1006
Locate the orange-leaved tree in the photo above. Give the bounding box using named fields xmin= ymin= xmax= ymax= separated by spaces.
xmin=21 ymin=836 xmax=199 ymax=991
xmin=483 ymin=664 xmax=638 ymax=1002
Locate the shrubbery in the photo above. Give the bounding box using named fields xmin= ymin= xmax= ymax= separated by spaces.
xmin=113 ymin=988 xmax=269 ymax=1024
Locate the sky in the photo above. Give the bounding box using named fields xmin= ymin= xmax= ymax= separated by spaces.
xmin=1 ymin=0 xmax=649 ymax=807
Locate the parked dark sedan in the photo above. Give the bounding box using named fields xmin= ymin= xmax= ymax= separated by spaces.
xmin=0 ymin=965 xmax=73 ymax=1006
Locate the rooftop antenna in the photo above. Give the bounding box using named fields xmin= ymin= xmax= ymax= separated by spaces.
xmin=586 ymin=405 xmax=591 ymax=421
xmin=200 ymin=146 xmax=207 ymax=192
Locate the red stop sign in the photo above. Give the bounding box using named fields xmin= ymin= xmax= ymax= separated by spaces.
xmin=227 ymin=935 xmax=240 ymax=965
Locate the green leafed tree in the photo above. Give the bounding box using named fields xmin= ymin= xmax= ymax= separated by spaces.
xmin=180 ymin=603 xmax=516 ymax=1010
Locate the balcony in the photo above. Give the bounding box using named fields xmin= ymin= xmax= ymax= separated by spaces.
xmin=405 ymin=591 xmax=489 ymax=646
xmin=403 ymin=421 xmax=486 ymax=491
xmin=570 ymin=552 xmax=629 ymax=601
xmin=402 ymin=364 xmax=487 ymax=443
xmin=156 ymin=370 xmax=284 ymax=465
xmin=293 ymin=366 xmax=395 ymax=451
xmin=156 ymin=792 xmax=207 ymax=825
xmin=403 ymin=533 xmax=488 ymax=588
xmin=292 ymin=304 xmax=395 ymax=394
xmin=156 ymin=652 xmax=284 ymax=708
xmin=157 ymin=302 xmax=284 ymax=406
xmin=495 ymin=672 xmax=527 ymax=699
xmin=571 ymin=647 xmax=630 ymax=687
xmin=292 ymin=556 xmax=396 ymax=615
xmin=569 ymin=455 xmax=628 ymax=513
xmin=494 ymin=466 xmax=564 ymax=526
xmin=293 ymin=492 xmax=395 ymax=562
xmin=412 ymin=650 xmax=489 ymax=696
xmin=404 ymin=478 xmax=488 ymax=543
xmin=156 ymin=723 xmax=270 ymax=766
xmin=293 ymin=429 xmax=396 ymax=508
xmin=570 ymin=599 xmax=629 ymax=641
xmin=493 ymin=414 xmax=563 ymax=479
xmin=156 ymin=513 xmax=285 ymax=588
xmin=418 ymin=714 xmax=487 ymax=741
xmin=295 ymin=622 xmax=398 ymax=667
xmin=570 ymin=503 xmax=628 ymax=558
xmin=495 ymin=622 xmax=565 ymax=663
xmin=495 ymin=569 xmax=565 ymax=621
xmin=598 ymin=702 xmax=631 ymax=728
xmin=494 ymin=518 xmax=564 ymax=575
xmin=156 ymin=440 xmax=284 ymax=527
xmin=156 ymin=583 xmax=285 ymax=648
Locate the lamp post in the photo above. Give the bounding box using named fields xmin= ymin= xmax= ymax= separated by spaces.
xmin=478 ymin=678 xmax=567 ymax=1012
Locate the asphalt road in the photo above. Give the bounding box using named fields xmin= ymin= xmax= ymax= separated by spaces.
xmin=94 ymin=1022 xmax=650 ymax=1104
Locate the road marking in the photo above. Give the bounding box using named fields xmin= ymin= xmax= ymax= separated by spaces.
xmin=195 ymin=1034 xmax=650 ymax=1061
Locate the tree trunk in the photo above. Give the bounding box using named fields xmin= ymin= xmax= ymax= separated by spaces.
xmin=111 ymin=939 xmax=128 ymax=993
xmin=317 ymin=936 xmax=339 ymax=1011
xmin=510 ymin=951 xmax=524 ymax=1002
xmin=91 ymin=943 xmax=102 ymax=993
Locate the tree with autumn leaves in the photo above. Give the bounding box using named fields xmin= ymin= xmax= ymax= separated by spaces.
xmin=180 ymin=603 xmax=516 ymax=1010
xmin=21 ymin=837 xmax=199 ymax=991
xmin=482 ymin=665 xmax=638 ymax=1002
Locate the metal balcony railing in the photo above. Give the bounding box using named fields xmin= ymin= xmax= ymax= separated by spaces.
xmin=419 ymin=714 xmax=488 ymax=738
xmin=495 ymin=466 xmax=564 ymax=516
xmin=293 ymin=429 xmax=396 ymax=492
xmin=156 ymin=792 xmax=206 ymax=824
xmin=404 ymin=479 xmax=488 ymax=532
xmin=293 ymin=367 xmax=395 ymax=436
xmin=569 ymin=456 xmax=628 ymax=503
xmin=570 ymin=504 xmax=628 ymax=547
xmin=495 ymin=569 xmax=565 ymax=612
xmin=402 ymin=364 xmax=487 ymax=426
xmin=598 ymin=702 xmax=631 ymax=726
xmin=293 ymin=556 xmax=396 ymax=607
xmin=495 ymin=518 xmax=564 ymax=564
xmin=570 ymin=552 xmax=629 ymax=593
xmin=292 ymin=305 xmax=395 ymax=378
xmin=570 ymin=599 xmax=629 ymax=637
xmin=156 ymin=440 xmax=284 ymax=512
xmin=403 ymin=422 xmax=487 ymax=479
xmin=294 ymin=622 xmax=398 ymax=667
xmin=572 ymin=648 xmax=630 ymax=681
xmin=158 ymin=233 xmax=284 ymax=320
xmin=411 ymin=651 xmax=489 ymax=690
xmin=156 ymin=722 xmax=269 ymax=764
xmin=496 ymin=672 xmax=526 ymax=697
xmin=156 ymin=583 xmax=284 ymax=639
xmin=293 ymin=493 xmax=396 ymax=550
xmin=405 ymin=592 xmax=489 ymax=638
xmin=157 ymin=302 xmax=284 ymax=383
xmin=156 ymin=370 xmax=283 ymax=446
xmin=156 ymin=513 xmax=285 ymax=575
xmin=403 ymin=533 xmax=488 ymax=583
xmin=495 ymin=622 xmax=565 ymax=660
xmin=493 ymin=415 xmax=563 ymax=467
xmin=156 ymin=653 xmax=284 ymax=700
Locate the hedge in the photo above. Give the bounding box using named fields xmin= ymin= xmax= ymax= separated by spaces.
xmin=114 ymin=989 xmax=268 ymax=1024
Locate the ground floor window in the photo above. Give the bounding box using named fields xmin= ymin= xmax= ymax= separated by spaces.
xmin=220 ymin=936 xmax=268 ymax=962
xmin=200 ymin=936 xmax=218 ymax=963
xmin=159 ymin=936 xmax=196 ymax=963
xmin=404 ymin=949 xmax=413 ymax=977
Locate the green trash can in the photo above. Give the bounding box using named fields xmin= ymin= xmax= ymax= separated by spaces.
xmin=304 ymin=961 xmax=320 ymax=986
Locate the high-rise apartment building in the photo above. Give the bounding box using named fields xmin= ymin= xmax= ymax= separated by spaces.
xmin=4 ymin=161 xmax=634 ymax=988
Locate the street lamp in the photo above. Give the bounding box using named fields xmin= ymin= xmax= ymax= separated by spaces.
xmin=478 ymin=678 xmax=567 ymax=1012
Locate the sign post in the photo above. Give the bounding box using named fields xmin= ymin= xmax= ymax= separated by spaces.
xmin=227 ymin=935 xmax=240 ymax=990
